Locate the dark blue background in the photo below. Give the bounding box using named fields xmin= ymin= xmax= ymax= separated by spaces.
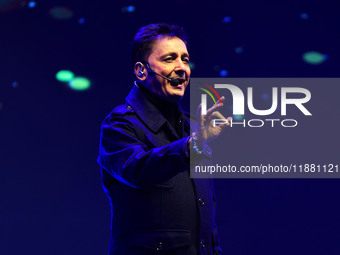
xmin=1 ymin=0 xmax=339 ymax=254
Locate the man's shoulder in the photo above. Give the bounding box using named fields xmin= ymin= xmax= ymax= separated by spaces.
xmin=103 ymin=102 xmax=137 ymax=125
xmin=111 ymin=103 xmax=135 ymax=116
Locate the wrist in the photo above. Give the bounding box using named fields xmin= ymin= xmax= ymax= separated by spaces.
xmin=191 ymin=132 xmax=204 ymax=154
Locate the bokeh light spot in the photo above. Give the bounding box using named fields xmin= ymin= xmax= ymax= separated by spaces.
xmin=222 ymin=16 xmax=232 ymax=23
xmin=69 ymin=77 xmax=91 ymax=91
xmin=121 ymin=5 xmax=135 ymax=13
xmin=12 ymin=81 xmax=18 ymax=88
xmin=300 ymin=13 xmax=309 ymax=20
xmin=0 ymin=0 xmax=22 ymax=12
xmin=235 ymin=47 xmax=243 ymax=54
xmin=322 ymin=54 xmax=329 ymax=60
xmin=49 ymin=6 xmax=73 ymax=20
xmin=189 ymin=62 xmax=196 ymax=70
xmin=303 ymin=51 xmax=326 ymax=65
xmin=262 ymin=93 xmax=270 ymax=100
xmin=78 ymin=18 xmax=85 ymax=24
xmin=219 ymin=70 xmax=229 ymax=77
xmin=28 ymin=1 xmax=36 ymax=8
xmin=233 ymin=115 xmax=244 ymax=121
xmin=56 ymin=70 xmax=74 ymax=82
xmin=0 ymin=0 xmax=11 ymax=8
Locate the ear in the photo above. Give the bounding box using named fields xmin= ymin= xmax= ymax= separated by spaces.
xmin=134 ymin=62 xmax=146 ymax=81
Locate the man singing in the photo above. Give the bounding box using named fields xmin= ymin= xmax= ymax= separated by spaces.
xmin=98 ymin=23 xmax=230 ymax=255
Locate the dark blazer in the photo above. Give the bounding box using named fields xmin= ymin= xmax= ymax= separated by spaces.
xmin=98 ymin=83 xmax=222 ymax=255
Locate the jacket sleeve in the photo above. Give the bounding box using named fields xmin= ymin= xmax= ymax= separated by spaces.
xmin=212 ymin=221 xmax=223 ymax=254
xmin=97 ymin=115 xmax=190 ymax=189
xmin=211 ymin=180 xmax=223 ymax=255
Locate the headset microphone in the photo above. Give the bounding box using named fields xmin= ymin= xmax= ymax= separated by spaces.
xmin=145 ymin=63 xmax=182 ymax=86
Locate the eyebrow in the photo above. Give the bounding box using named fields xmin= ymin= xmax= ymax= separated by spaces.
xmin=161 ymin=52 xmax=190 ymax=59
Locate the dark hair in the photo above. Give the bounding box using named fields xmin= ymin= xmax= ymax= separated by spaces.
xmin=131 ymin=23 xmax=188 ymax=65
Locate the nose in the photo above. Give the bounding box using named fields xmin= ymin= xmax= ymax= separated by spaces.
xmin=174 ymin=59 xmax=189 ymax=77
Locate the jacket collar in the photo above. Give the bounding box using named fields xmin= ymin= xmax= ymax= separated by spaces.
xmin=126 ymin=82 xmax=186 ymax=133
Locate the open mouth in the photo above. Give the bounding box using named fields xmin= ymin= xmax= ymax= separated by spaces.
xmin=177 ymin=78 xmax=186 ymax=84
xmin=171 ymin=78 xmax=186 ymax=85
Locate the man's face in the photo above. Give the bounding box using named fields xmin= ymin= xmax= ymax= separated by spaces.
xmin=145 ymin=36 xmax=191 ymax=102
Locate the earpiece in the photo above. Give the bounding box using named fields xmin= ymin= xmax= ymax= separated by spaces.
xmin=135 ymin=62 xmax=145 ymax=78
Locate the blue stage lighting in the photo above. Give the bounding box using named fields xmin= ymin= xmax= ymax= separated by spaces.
xmin=262 ymin=93 xmax=270 ymax=100
xmin=300 ymin=13 xmax=309 ymax=20
xmin=222 ymin=16 xmax=232 ymax=23
xmin=219 ymin=70 xmax=229 ymax=77
xmin=121 ymin=5 xmax=136 ymax=13
xmin=78 ymin=18 xmax=85 ymax=24
xmin=28 ymin=1 xmax=36 ymax=8
xmin=235 ymin=47 xmax=243 ymax=54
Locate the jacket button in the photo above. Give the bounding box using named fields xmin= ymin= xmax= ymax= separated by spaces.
xmin=198 ymin=197 xmax=205 ymax=206
xmin=155 ymin=241 xmax=163 ymax=251
xmin=126 ymin=105 xmax=132 ymax=110
xmin=200 ymin=241 xmax=206 ymax=248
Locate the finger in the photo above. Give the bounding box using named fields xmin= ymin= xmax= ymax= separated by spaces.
xmin=196 ymin=103 xmax=202 ymax=123
xmin=210 ymin=114 xmax=233 ymax=129
xmin=210 ymin=111 xmax=228 ymax=127
xmin=210 ymin=111 xmax=226 ymax=121
xmin=205 ymin=96 xmax=225 ymax=117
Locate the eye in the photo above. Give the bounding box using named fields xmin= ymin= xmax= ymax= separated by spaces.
xmin=183 ymin=58 xmax=190 ymax=63
xmin=164 ymin=57 xmax=173 ymax=62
